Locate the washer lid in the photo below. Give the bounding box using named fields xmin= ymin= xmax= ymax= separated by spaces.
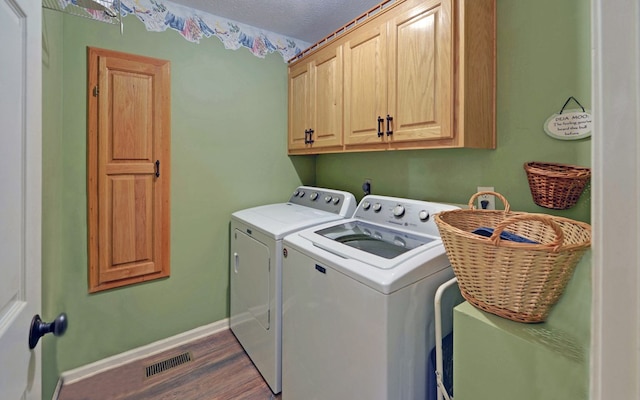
xmin=315 ymin=221 xmax=435 ymax=259
xmin=300 ymin=219 xmax=443 ymax=270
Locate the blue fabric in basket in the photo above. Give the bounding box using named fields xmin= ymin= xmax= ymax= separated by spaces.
xmin=472 ymin=227 xmax=539 ymax=244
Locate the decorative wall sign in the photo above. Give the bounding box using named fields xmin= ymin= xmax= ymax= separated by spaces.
xmin=544 ymin=97 xmax=592 ymax=140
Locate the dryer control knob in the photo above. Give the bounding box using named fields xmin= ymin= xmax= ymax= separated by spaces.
xmin=362 ymin=201 xmax=371 ymax=210
xmin=324 ymin=195 xmax=332 ymax=203
xmin=299 ymin=190 xmax=305 ymax=197
xmin=393 ymin=205 xmax=405 ymax=217
xmin=310 ymin=192 xmax=319 ymax=201
xmin=419 ymin=210 xmax=430 ymax=221
xmin=332 ymin=197 xmax=340 ymax=205
xmin=372 ymin=203 xmax=382 ymax=212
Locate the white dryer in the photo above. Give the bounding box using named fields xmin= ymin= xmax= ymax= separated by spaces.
xmin=282 ymin=195 xmax=460 ymax=400
xmin=230 ymin=186 xmax=356 ymax=394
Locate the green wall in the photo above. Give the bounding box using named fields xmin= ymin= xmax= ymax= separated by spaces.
xmin=42 ymin=0 xmax=591 ymax=398
xmin=41 ymin=10 xmax=314 ymax=398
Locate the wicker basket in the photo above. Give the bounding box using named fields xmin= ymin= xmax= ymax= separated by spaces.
xmin=435 ymin=192 xmax=591 ymax=323
xmin=524 ymin=161 xmax=591 ymax=210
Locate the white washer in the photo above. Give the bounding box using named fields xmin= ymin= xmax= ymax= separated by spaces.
xmin=282 ymin=195 xmax=460 ymax=400
xmin=230 ymin=186 xmax=356 ymax=394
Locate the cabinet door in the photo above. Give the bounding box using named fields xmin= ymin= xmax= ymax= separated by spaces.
xmin=288 ymin=62 xmax=311 ymax=150
xmin=387 ymin=0 xmax=453 ymax=144
xmin=344 ymin=23 xmax=388 ymax=146
xmin=88 ymin=47 xmax=171 ymax=292
xmin=310 ymin=45 xmax=343 ymax=148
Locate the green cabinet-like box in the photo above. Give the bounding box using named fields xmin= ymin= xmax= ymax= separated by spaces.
xmin=453 ymin=301 xmax=588 ymax=400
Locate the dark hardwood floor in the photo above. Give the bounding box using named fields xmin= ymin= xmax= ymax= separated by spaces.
xmin=56 ymin=329 xmax=280 ymax=400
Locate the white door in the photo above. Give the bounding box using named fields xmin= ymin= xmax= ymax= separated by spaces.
xmin=591 ymin=0 xmax=640 ymax=398
xmin=0 ymin=0 xmax=42 ymax=398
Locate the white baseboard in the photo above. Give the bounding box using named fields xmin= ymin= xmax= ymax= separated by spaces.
xmin=58 ymin=319 xmax=229 ymax=387
xmin=51 ymin=378 xmax=62 ymax=400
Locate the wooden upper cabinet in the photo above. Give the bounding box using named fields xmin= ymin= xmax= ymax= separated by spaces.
xmin=287 ymin=0 xmax=496 ymax=154
xmin=288 ymin=44 xmax=343 ymax=153
xmin=88 ymin=47 xmax=171 ymax=293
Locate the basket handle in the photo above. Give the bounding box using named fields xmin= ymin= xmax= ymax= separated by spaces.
xmin=467 ymin=191 xmax=511 ymax=211
xmin=490 ymin=213 xmax=565 ymax=251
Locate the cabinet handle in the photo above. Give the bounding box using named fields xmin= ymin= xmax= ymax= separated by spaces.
xmin=304 ymin=129 xmax=315 ymax=144
xmin=386 ymin=115 xmax=393 ymax=136
xmin=308 ymin=128 xmax=315 ymax=144
xmin=377 ymin=116 xmax=384 ymax=137
xmin=155 ymin=160 xmax=160 ymax=177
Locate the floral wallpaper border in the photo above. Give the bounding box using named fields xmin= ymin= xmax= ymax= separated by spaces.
xmin=68 ymin=0 xmax=311 ymax=61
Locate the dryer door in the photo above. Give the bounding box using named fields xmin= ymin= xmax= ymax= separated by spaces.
xmin=230 ymin=229 xmax=271 ymax=331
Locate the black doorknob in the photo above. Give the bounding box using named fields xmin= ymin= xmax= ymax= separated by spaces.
xmin=28 ymin=313 xmax=68 ymax=349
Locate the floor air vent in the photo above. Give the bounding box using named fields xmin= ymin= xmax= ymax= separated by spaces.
xmin=145 ymin=352 xmax=192 ymax=378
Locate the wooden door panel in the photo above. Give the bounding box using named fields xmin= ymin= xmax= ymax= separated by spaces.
xmin=344 ymin=25 xmax=387 ymax=145
xmin=110 ymin=175 xmax=153 ymax=266
xmin=397 ymin=11 xmax=437 ymax=127
xmin=388 ymin=1 xmax=453 ymax=143
xmin=88 ymin=47 xmax=170 ymax=292
xmin=288 ymin=63 xmax=310 ymax=150
xmin=311 ymin=46 xmax=343 ymax=147
xmin=111 ymin=72 xmax=153 ymax=161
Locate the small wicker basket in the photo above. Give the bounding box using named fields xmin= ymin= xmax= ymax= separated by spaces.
xmin=435 ymin=192 xmax=591 ymax=323
xmin=524 ymin=161 xmax=591 ymax=210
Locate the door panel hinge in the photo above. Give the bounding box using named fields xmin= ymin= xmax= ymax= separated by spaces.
xmin=93 ymin=86 xmax=99 ymax=97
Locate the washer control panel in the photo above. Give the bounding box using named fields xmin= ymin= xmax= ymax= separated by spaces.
xmin=353 ymin=195 xmax=460 ymax=236
xmin=289 ymin=186 xmax=357 ymax=216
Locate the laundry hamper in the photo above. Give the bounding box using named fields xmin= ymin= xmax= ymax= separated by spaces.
xmin=434 ymin=192 xmax=591 ymax=323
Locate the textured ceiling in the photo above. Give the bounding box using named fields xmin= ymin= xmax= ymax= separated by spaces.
xmin=167 ymin=0 xmax=385 ymax=44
